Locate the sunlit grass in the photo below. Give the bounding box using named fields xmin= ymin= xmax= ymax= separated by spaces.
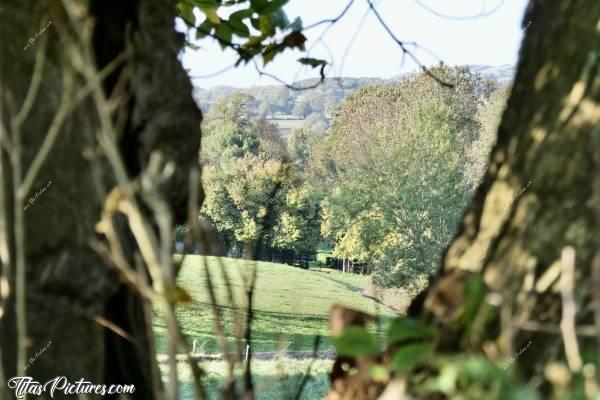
xmin=160 ymin=358 xmax=333 ymax=400
xmin=153 ymin=255 xmax=395 ymax=355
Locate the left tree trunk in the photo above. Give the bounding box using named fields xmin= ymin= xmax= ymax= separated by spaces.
xmin=0 ymin=0 xmax=201 ymax=397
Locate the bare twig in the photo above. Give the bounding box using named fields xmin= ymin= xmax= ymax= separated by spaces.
xmin=188 ymin=175 xmax=236 ymax=398
xmin=198 ymin=239 xmax=236 ymax=397
xmin=184 ymin=0 xmax=454 ymax=91
xmin=365 ymin=0 xmax=453 ymax=88
xmin=189 ymin=63 xmax=236 ymax=80
xmin=591 ymin=253 xmax=600 ymax=369
xmin=0 ymin=93 xmax=7 ymax=394
xmin=560 ymin=247 xmax=582 ymax=372
xmin=137 ymin=255 xmax=168 ymax=400
xmin=6 ymin=25 xmax=50 ymax=384
xmin=242 ymin=261 xmax=258 ymax=400
xmin=413 ymin=0 xmax=506 ymax=20
xmin=215 ymin=254 xmax=244 ymax=363
xmin=20 ymin=51 xmax=128 ymax=198
xmin=0 ymin=83 xmax=11 ymax=311
xmin=252 ymin=58 xmax=328 ymax=91
xmin=293 ymin=336 xmax=322 ymax=400
xmin=13 ymin=30 xmax=47 ymax=132
xmin=517 ymin=321 xmax=600 ymax=337
xmin=303 ymin=0 xmax=355 ymax=31
xmin=19 ymin=65 xmax=71 ymax=199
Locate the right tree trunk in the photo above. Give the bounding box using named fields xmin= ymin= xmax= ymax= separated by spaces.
xmin=410 ymin=0 xmax=600 ymax=385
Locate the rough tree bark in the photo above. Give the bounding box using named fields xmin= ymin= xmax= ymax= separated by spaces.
xmin=410 ymin=0 xmax=600 ymax=389
xmin=0 ymin=0 xmax=201 ymax=398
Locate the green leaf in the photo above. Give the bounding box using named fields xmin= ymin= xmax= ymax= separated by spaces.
xmin=196 ymin=19 xmax=214 ymax=39
xmin=260 ymin=0 xmax=289 ymax=14
xmin=333 ymin=326 xmax=379 ymax=357
xmin=298 ymin=57 xmax=327 ymax=68
xmin=176 ymin=2 xmax=196 ymax=25
xmin=228 ymin=9 xmax=252 ymax=37
xmin=215 ymin=23 xmax=232 ymax=48
xmin=258 ymin=14 xmax=275 ymax=36
xmin=230 ymin=8 xmax=254 ymax=20
xmin=271 ymin=9 xmax=289 ymax=30
xmin=288 ymin=16 xmax=302 ymax=31
xmin=191 ymin=0 xmax=219 ymax=6
xmin=244 ymin=35 xmax=265 ymax=48
xmin=387 ymin=317 xmax=434 ymax=344
xmin=250 ymin=0 xmax=267 ymax=11
xmin=261 ymin=43 xmax=282 ymax=65
xmin=390 ymin=343 xmax=432 ymax=373
xmin=200 ymin=7 xmax=221 ymax=24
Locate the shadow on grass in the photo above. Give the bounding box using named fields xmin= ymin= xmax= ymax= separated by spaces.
xmin=183 ymin=371 xmax=330 ymax=400
xmin=155 ymin=307 xmax=332 ymax=354
xmin=311 ymin=271 xmax=364 ymax=293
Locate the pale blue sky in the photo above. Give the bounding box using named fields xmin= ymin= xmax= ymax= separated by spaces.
xmin=180 ymin=0 xmax=529 ymax=88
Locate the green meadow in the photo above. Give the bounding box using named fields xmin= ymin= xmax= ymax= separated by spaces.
xmin=153 ymin=255 xmax=394 ymax=355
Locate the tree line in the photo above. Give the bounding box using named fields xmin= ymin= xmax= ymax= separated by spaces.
xmin=193 ymin=77 xmax=385 ymax=117
xmin=191 ymin=64 xmax=508 ymax=287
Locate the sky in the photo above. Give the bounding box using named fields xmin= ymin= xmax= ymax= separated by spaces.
xmin=179 ymin=0 xmax=529 ymax=89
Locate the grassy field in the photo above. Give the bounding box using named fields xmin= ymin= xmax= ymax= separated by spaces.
xmin=161 ymin=358 xmax=332 ymax=400
xmin=153 ymin=255 xmax=394 ymax=355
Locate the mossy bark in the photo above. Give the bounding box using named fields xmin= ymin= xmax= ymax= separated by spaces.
xmin=0 ymin=0 xmax=201 ymax=398
xmin=410 ymin=0 xmax=600 ymax=383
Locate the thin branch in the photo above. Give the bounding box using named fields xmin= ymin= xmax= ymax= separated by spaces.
xmin=213 ymin=254 xmax=244 ymax=364
xmin=297 ymin=0 xmax=360 ymax=81
xmin=189 ymin=63 xmax=236 ymax=79
xmin=242 ymin=261 xmax=258 ymax=400
xmin=18 ymin=66 xmax=70 ymax=198
xmin=413 ymin=0 xmax=506 ymax=20
xmin=19 ymin=51 xmax=128 ymax=199
xmin=5 ymin=27 xmax=50 ymax=380
xmin=517 ymin=321 xmax=600 ymax=337
xmin=252 ymin=58 xmax=327 ymax=91
xmin=337 ymin=4 xmax=371 ymax=81
xmin=365 ymin=0 xmax=453 ymax=88
xmin=13 ymin=30 xmax=48 ymax=131
xmin=93 ymin=315 xmax=135 ymax=342
xmin=188 ymin=206 xmax=236 ymax=397
xmin=303 ymin=0 xmax=355 ymax=31
xmin=559 ymin=247 xmax=582 ymax=372
xmin=137 ymin=256 xmax=168 ymax=400
xmin=0 ymin=85 xmax=11 ymax=296
xmin=592 ymin=253 xmax=600 ymax=369
xmin=10 ymin=88 xmax=27 ymax=381
xmin=200 ymin=247 xmax=237 ymax=396
xmin=27 ymin=291 xmax=139 ymax=345
xmin=293 ymin=336 xmax=321 ymax=400
xmin=0 ymin=87 xmax=8 ymax=398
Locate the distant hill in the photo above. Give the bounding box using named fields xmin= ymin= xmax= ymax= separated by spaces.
xmin=468 ymin=64 xmax=515 ymax=84
xmin=193 ymin=77 xmax=385 ymax=119
xmin=193 ymin=66 xmax=514 ymax=133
